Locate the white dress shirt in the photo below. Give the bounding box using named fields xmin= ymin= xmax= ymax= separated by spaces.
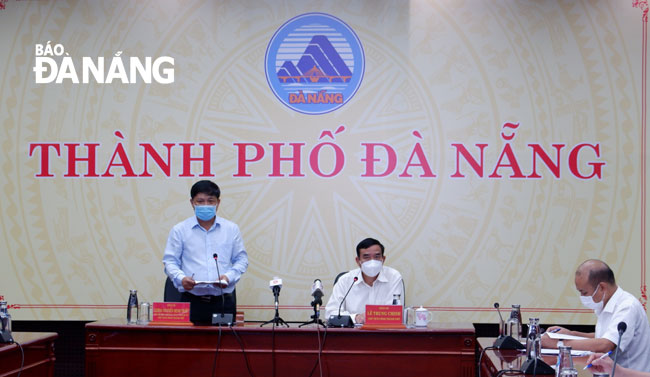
xmin=162 ymin=215 xmax=248 ymax=296
xmin=595 ymin=287 xmax=650 ymax=372
xmin=325 ymin=266 xmax=403 ymax=323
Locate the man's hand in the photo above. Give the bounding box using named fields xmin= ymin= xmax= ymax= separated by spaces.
xmin=354 ymin=313 xmax=365 ymax=324
xmin=182 ymin=276 xmax=196 ymax=291
xmin=214 ymin=275 xmax=229 ymax=288
xmin=540 ymin=333 xmax=558 ymax=348
xmin=546 ymin=325 xmax=568 ymax=334
xmin=586 ymin=353 xmax=614 ymax=374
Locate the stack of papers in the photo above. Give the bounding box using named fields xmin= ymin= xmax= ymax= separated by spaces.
xmin=542 ymin=332 xmax=592 ymax=356
xmin=541 ymin=348 xmax=593 ymax=356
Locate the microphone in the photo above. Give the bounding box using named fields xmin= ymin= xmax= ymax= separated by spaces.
xmin=328 ymin=276 xmax=358 ymax=328
xmin=493 ymin=302 xmax=525 ymax=350
xmin=269 ymin=276 xmax=283 ymax=311
xmin=311 ymin=279 xmax=324 ymax=307
xmin=306 ymin=279 xmax=325 ymax=326
xmin=338 ymin=277 xmax=358 ymax=318
xmin=260 ymin=277 xmax=289 ymax=327
xmin=519 ymin=321 xmax=554 ymax=374
xmin=611 ymin=321 xmax=627 ymax=377
xmin=213 ymin=253 xmax=220 ymax=274
xmin=494 ymin=302 xmax=504 ymax=336
xmin=270 ymin=277 xmax=283 ymax=296
xmin=211 ymin=253 xmax=232 ymax=326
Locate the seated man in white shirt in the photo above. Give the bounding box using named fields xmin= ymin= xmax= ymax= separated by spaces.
xmin=325 ymin=238 xmax=403 ymax=325
xmin=541 ymin=259 xmax=650 ymax=372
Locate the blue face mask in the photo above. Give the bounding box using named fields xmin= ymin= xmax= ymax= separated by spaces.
xmin=195 ymin=205 xmax=216 ymax=221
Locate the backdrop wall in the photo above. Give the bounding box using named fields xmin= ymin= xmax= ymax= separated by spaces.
xmin=0 ymin=0 xmax=648 ymax=324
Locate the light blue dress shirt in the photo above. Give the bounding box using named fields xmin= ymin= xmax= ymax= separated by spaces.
xmin=163 ymin=215 xmax=248 ymax=296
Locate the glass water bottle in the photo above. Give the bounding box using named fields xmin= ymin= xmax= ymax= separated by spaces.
xmin=557 ymin=345 xmax=578 ymax=377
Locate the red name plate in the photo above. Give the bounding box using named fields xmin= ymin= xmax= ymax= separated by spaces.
xmin=151 ymin=302 xmax=190 ymax=324
xmin=364 ymin=304 xmax=404 ymax=327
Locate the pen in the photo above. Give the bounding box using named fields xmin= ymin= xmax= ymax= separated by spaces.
xmin=551 ymin=328 xmax=561 ymax=333
xmin=583 ymin=350 xmax=612 ymax=370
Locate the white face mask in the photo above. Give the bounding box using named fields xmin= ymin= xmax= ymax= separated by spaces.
xmin=579 ymin=284 xmax=604 ymax=313
xmin=361 ymin=259 xmax=383 ymax=277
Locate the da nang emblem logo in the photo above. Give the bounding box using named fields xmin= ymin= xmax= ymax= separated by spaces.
xmin=265 ymin=13 xmax=365 ymax=115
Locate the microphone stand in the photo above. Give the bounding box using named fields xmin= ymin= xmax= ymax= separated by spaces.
xmin=493 ymin=302 xmax=524 ymax=350
xmin=211 ymin=254 xmax=233 ymax=326
xmin=520 ymin=328 xmax=554 ymax=374
xmin=611 ymin=322 xmax=627 ymax=377
xmin=261 ymin=287 xmax=289 ymax=327
xmin=327 ymin=276 xmax=357 ymax=328
xmin=299 ymin=295 xmax=325 ymax=328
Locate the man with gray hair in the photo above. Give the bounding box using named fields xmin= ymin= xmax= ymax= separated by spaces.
xmin=541 ymin=259 xmax=650 ymax=372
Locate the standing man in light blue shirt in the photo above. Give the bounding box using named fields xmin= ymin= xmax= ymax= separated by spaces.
xmin=163 ymin=180 xmax=249 ymax=324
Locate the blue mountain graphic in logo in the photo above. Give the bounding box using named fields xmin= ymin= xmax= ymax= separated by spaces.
xmin=277 ymin=35 xmax=352 ymax=84
xmin=265 ymin=13 xmax=365 ymax=115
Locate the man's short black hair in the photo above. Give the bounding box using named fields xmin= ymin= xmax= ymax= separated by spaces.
xmin=190 ymin=180 xmax=220 ymax=199
xmin=356 ymin=238 xmax=385 ymax=258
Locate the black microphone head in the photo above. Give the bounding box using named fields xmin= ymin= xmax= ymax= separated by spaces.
xmin=618 ymin=321 xmax=627 ymax=333
xmin=213 ymin=253 xmax=218 ymax=259
xmin=494 ymin=302 xmax=499 ymax=309
xmin=353 ymin=277 xmax=358 ymax=282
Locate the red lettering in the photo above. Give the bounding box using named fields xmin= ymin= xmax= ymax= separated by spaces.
xmin=569 ymin=143 xmax=605 ymax=179
xmin=309 ymin=142 xmax=344 ymax=177
xmin=399 ymin=143 xmax=436 ymax=178
xmin=488 ymin=143 xmax=525 ymax=178
xmin=140 ymin=143 xmax=174 ymax=177
xmin=233 ymin=143 xmax=264 ymax=177
xmin=64 ymin=143 xmax=99 ymax=177
xmin=361 ymin=143 xmax=397 ymax=177
xmin=28 ymin=143 xmax=60 ymax=177
xmin=269 ymin=143 xmax=305 ymax=177
xmin=451 ymin=143 xmax=487 ymax=178
xmin=101 ymin=143 xmax=136 ymax=177
xmin=179 ymin=143 xmax=214 ymax=177
xmin=528 ymin=144 xmax=565 ymax=178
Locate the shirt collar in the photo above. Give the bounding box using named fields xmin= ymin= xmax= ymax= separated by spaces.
xmin=602 ymin=286 xmax=622 ymax=314
xmin=191 ymin=215 xmax=221 ymax=231
xmin=351 ymin=269 xmax=362 ymax=284
xmin=376 ymin=267 xmax=389 ymax=283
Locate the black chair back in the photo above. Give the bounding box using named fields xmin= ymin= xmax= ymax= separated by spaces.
xmin=333 ymin=271 xmax=348 ymax=286
xmin=163 ymin=276 xmax=182 ymax=302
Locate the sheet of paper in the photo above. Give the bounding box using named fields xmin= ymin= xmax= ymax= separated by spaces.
xmin=541 ymin=348 xmax=592 ymax=356
xmin=544 ymin=332 xmax=589 ymax=340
